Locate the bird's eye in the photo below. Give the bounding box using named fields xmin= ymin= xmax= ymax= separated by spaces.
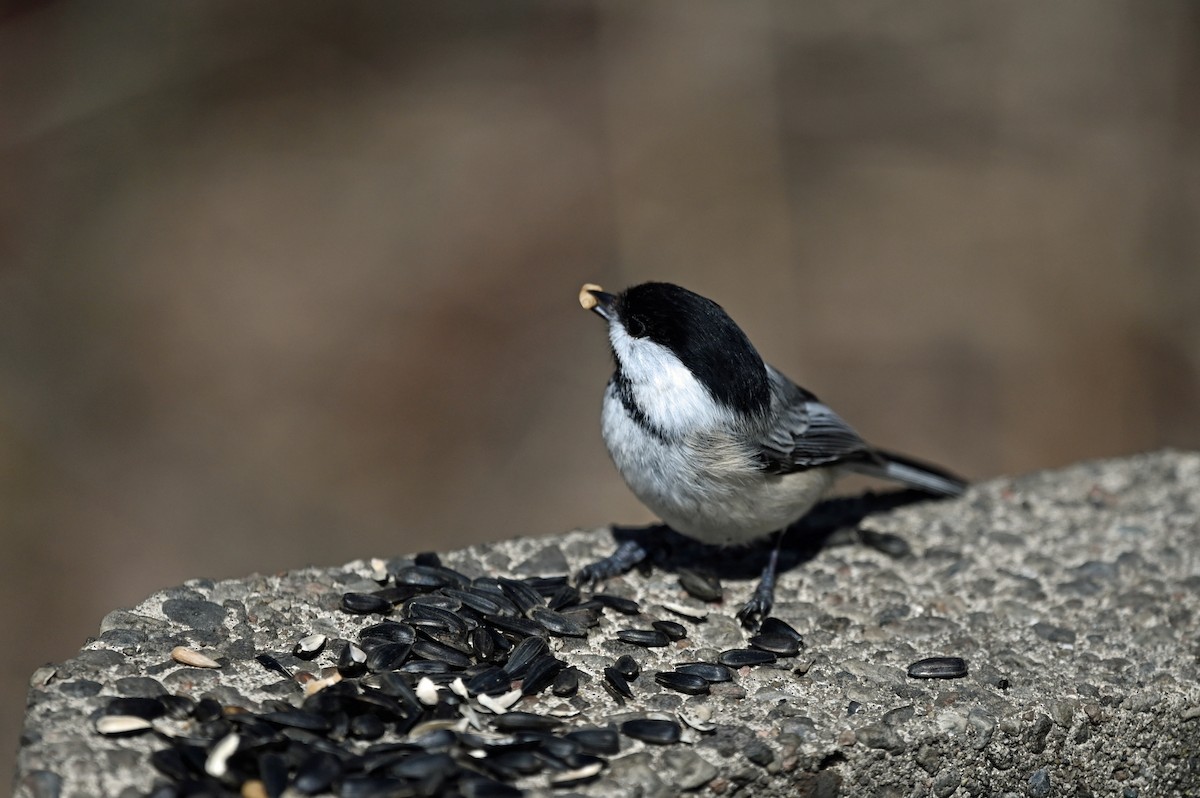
xmin=625 ymin=315 xmax=648 ymax=338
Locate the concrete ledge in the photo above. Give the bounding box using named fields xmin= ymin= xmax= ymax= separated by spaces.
xmin=15 ymin=451 xmax=1200 ymax=797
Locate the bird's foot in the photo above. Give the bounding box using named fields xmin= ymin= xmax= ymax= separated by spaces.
xmin=736 ymin=581 xmax=775 ymax=630
xmin=575 ymin=538 xmax=649 ymax=586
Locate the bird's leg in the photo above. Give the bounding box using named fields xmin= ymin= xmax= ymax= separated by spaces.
xmin=736 ymin=529 xmax=785 ymax=629
xmin=575 ymin=538 xmax=649 ymax=585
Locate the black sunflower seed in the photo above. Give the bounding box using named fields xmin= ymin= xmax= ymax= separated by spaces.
xmin=651 ymin=620 xmax=687 ymax=641
xmin=546 ymin=584 xmax=582 ymax=611
xmin=520 ymin=655 xmax=564 ymax=696
xmin=675 ymin=662 xmax=733 ymax=683
xmin=365 ymin=642 xmax=412 ymax=672
xmin=258 ymin=751 xmax=288 ymax=798
xmin=759 ymin=616 xmax=803 ymax=642
xmin=294 ymin=750 xmax=342 ymax=794
xmin=410 ymin=639 xmax=472 ymax=669
xmin=337 ymin=642 xmax=367 ymax=676
xmin=613 ymin=654 xmax=640 ymax=680
xmin=566 ymin=727 xmax=620 ymax=755
xmin=407 ymin=592 xmax=464 ymax=611
xmin=498 ymin=577 xmax=546 ymax=615
xmin=483 ymin=614 xmax=545 ymax=639
xmin=860 ymin=528 xmax=912 ymax=558
xmin=466 ymin=666 xmax=512 ymax=696
xmin=400 ymin=659 xmax=452 ymax=676
xmin=469 ymin=627 xmax=497 ymax=661
xmin=603 ymin=667 xmax=633 ymax=699
xmin=718 ymin=648 xmax=777 ymax=667
xmin=259 ymin=708 xmax=332 ymax=732
xmin=355 ymin=687 xmax=412 ymax=719
xmin=194 ymin=697 xmax=223 ymax=723
xmin=341 ymin=592 xmax=393 ymax=615
xmin=359 ymin=621 xmax=416 ymax=645
xmin=149 ymin=748 xmax=192 ymax=781
xmin=678 ymin=569 xmax=723 ymax=602
xmin=347 ymin=713 xmax=386 ymax=741
xmin=413 ymin=551 xmax=441 ymax=567
xmin=254 ymin=653 xmax=292 ymax=679
xmin=907 ymin=656 xmax=968 ymax=679
xmin=620 ymin=718 xmax=681 ymax=744
xmin=502 ymin=636 xmax=548 ymax=677
xmin=616 ymin=629 xmax=670 ymax=648
xmin=395 ymin=564 xmax=466 ymax=589
xmin=490 ymin=711 xmax=563 ymax=732
xmin=524 ymin=575 xmax=570 ymax=596
xmin=389 ymin=751 xmax=457 ymax=780
xmin=484 ymin=749 xmax=543 ymax=777
xmin=160 ymin=694 xmax=195 ymax=720
xmin=748 ymin=633 xmax=800 ymax=657
xmin=588 ymin=593 xmax=640 ymax=615
xmin=443 ymin=588 xmax=504 ymax=616
xmin=551 ymin=667 xmax=580 ymax=697
xmin=530 ymin=608 xmax=587 ymax=638
xmin=104 ymin=697 xmax=165 ymax=719
xmin=654 ymin=671 xmax=710 ymax=695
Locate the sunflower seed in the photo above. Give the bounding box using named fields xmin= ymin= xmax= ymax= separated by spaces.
xmin=95 ymin=715 xmax=153 ymax=735
xmin=466 ymin=666 xmax=512 ymax=697
xmin=589 ymin=593 xmax=641 ymax=615
xmin=204 ymin=732 xmax=239 ymax=778
xmin=620 ymin=718 xmax=682 ymax=744
xmin=613 ymin=654 xmax=640 ymax=680
xmin=415 ymin=676 xmax=440 ymax=705
xmin=171 ymin=646 xmax=220 ymax=669
xmin=551 ymin=667 xmax=579 ymax=697
xmin=349 ymin=714 xmax=386 ymax=741
xmin=254 ymin=654 xmax=291 ymax=679
xmin=748 ymin=633 xmax=800 ymax=657
xmin=444 ymin=588 xmax=504 ymax=616
xmin=659 ymin=601 xmax=708 ymax=621
xmin=498 ymin=578 xmax=546 ymax=615
xmin=603 ymin=667 xmax=633 ymax=699
xmin=566 ymin=727 xmax=620 ymax=755
xmin=365 ymin=642 xmax=412 ymax=672
xmin=546 ymin=584 xmax=582 ymax=611
xmin=654 ymin=670 xmax=710 ymax=695
xmin=489 ymin=712 xmax=561 ymax=733
xmin=337 ymin=642 xmax=367 ymax=676
xmin=469 ymin=627 xmax=497 ymax=661
xmin=483 ymin=614 xmax=545 ymax=639
xmin=477 ymin=687 xmax=523 ymax=714
xmin=502 ymin=636 xmax=548 ymax=678
xmin=678 ymin=569 xmax=723 ymax=602
xmin=531 ymin=608 xmax=587 ymax=638
xmin=104 ymin=697 xmax=166 ymax=719
xmin=550 ymin=757 xmax=604 ymax=786
xmin=674 ymin=662 xmax=733 ymax=683
xmin=259 ymin=708 xmax=332 ymax=732
xmin=759 ymin=616 xmax=803 ymax=642
xmin=907 ymin=656 xmax=968 ymax=679
xmin=651 ymin=620 xmax=687 ymax=641
xmin=341 ymin=592 xmax=394 ymax=615
xmin=359 ymin=621 xmax=417 ymax=645
xmin=616 ymin=629 xmax=669 ymax=648
xmin=520 ymin=655 xmax=564 ymax=696
xmin=294 ymin=750 xmax=342 ymax=794
xmin=411 ymin=639 xmax=472 ymax=669
xmin=718 ymin=648 xmax=777 ymax=667
xmin=293 ymin=634 xmax=327 ymax=660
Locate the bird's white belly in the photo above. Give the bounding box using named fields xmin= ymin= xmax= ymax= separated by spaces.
xmin=602 ymin=394 xmax=836 ymax=545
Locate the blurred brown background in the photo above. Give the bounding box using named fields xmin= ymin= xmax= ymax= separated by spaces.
xmin=3 ymin=0 xmax=1198 ymax=778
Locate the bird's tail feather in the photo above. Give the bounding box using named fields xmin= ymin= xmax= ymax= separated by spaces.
xmin=848 ymin=449 xmax=967 ymax=497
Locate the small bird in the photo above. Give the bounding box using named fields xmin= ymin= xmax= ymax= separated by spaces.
xmin=578 ymin=281 xmax=965 ymax=626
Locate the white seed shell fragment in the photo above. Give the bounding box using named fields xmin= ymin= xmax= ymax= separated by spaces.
xmin=679 ymin=704 xmax=717 ymax=733
xmin=579 ymin=283 xmax=603 ymax=310
xmin=551 ymin=760 xmax=604 ymax=785
xmin=450 ymin=677 xmax=470 ymax=699
xmin=205 ymin=732 xmax=240 ymax=777
xmin=416 ymin=676 xmax=439 ymax=706
xmin=369 ymin=557 xmax=389 ymax=583
xmin=95 ymin=715 xmax=153 ymax=735
xmin=477 ymin=687 xmax=522 ymax=714
xmin=302 ymin=671 xmax=343 ymax=697
xmin=171 ymin=646 xmax=221 ymax=669
xmin=293 ymin=634 xmax=327 ymax=656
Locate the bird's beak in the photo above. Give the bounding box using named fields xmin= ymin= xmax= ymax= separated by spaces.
xmin=579 ymin=283 xmax=616 ymax=321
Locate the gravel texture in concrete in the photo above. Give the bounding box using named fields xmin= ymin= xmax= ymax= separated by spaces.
xmin=14 ymin=451 xmax=1200 ymax=797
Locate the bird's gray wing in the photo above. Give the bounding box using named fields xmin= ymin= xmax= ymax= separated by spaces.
xmin=755 ymin=366 xmax=879 ymax=474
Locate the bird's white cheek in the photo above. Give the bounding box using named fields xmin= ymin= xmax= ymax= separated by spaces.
xmin=609 ymin=324 xmax=728 ymax=435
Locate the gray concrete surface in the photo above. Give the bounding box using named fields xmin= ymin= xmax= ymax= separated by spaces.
xmin=14 ymin=451 xmax=1200 ymax=796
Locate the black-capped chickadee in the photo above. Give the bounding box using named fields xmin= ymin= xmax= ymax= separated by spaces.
xmin=578 ymin=281 xmax=965 ymax=626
